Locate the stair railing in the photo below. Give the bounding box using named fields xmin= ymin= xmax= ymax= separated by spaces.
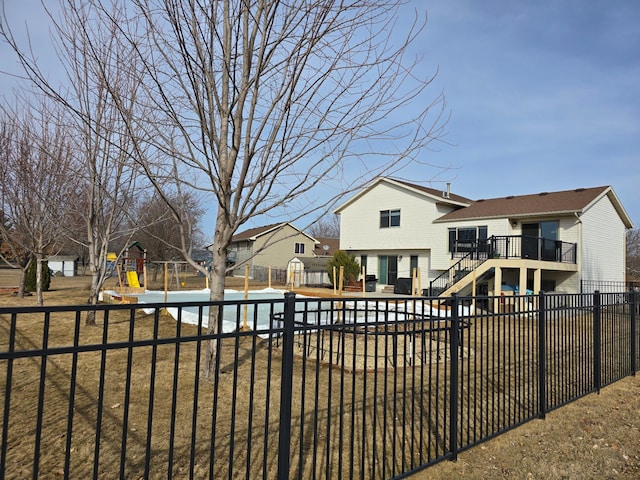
xmin=428 ymin=238 xmax=493 ymax=296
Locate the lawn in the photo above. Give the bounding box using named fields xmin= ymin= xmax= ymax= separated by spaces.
xmin=1 ymin=272 xmax=639 ymax=479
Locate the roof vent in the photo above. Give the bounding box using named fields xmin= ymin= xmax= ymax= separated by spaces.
xmin=574 ymin=188 xmax=585 ymax=192
xmin=539 ymin=192 xmax=548 ymax=196
xmin=442 ymin=182 xmax=451 ymax=199
xmin=506 ymin=195 xmax=514 ymax=200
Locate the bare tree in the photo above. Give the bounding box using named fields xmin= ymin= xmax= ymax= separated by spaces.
xmin=132 ymin=192 xmax=205 ymax=262
xmin=55 ymin=3 xmax=154 ymax=324
xmin=0 ymin=117 xmax=32 ymax=293
xmin=309 ymin=214 xmax=341 ymax=239
xmin=108 ymin=0 xmax=447 ymax=378
xmin=3 ymin=1 xmax=448 ymax=375
xmin=0 ymin=100 xmax=77 ymax=304
xmin=1 ymin=2 xmax=152 ymax=321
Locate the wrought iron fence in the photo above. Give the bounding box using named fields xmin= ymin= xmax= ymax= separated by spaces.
xmin=0 ymin=290 xmax=638 ymax=479
xmin=582 ymin=279 xmax=640 ymax=294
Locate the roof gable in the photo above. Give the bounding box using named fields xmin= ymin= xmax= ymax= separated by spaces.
xmin=232 ymin=222 xmax=319 ymax=243
xmin=334 ymin=177 xmax=473 ymax=213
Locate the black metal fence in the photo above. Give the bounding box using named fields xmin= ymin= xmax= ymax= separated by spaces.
xmin=1 ymin=290 xmax=638 ymax=479
xmin=582 ymin=279 xmax=640 ymax=293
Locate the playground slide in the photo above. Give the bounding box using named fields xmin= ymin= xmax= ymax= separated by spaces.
xmin=126 ymin=271 xmax=141 ymax=288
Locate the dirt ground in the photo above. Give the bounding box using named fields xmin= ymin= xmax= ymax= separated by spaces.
xmin=1 ymin=271 xmax=640 ymax=478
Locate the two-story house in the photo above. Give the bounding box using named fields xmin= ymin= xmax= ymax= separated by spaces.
xmin=335 ymin=177 xmax=633 ymax=296
xmin=226 ymin=222 xmax=318 ymax=277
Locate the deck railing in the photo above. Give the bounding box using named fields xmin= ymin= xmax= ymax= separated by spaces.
xmin=429 ymin=235 xmax=578 ymax=296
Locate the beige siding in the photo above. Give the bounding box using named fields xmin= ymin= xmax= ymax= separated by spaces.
xmin=251 ymin=225 xmax=315 ymax=269
xmin=339 ymin=181 xmax=452 ymax=251
xmin=228 ymin=240 xmax=253 ymax=266
xmin=338 ymin=181 xmax=462 ymax=287
xmin=580 ymin=194 xmax=626 ymax=284
xmin=228 ymin=224 xmax=317 ymax=275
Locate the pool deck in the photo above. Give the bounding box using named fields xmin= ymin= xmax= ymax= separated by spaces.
xmin=290 ymin=287 xmax=417 ymax=300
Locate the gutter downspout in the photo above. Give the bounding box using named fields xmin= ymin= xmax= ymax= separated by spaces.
xmin=575 ymin=212 xmax=582 ymax=292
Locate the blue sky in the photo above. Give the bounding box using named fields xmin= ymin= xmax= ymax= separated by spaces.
xmin=2 ymin=1 xmax=639 ymax=229
xmin=399 ymin=0 xmax=639 ymax=226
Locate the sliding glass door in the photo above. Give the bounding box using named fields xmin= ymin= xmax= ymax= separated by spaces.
xmin=378 ymin=255 xmax=398 ymax=285
xmin=521 ymin=221 xmax=559 ymax=260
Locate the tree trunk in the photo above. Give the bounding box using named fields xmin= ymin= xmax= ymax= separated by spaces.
xmin=35 ymin=256 xmax=44 ymax=306
xmin=85 ymin=263 xmax=101 ymax=326
xmin=202 ymin=213 xmax=232 ymax=380
xmin=16 ymin=261 xmax=29 ymax=298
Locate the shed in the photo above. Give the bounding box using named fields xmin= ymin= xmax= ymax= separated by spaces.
xmin=287 ymin=257 xmax=331 ymax=287
xmin=47 ymin=255 xmax=79 ymax=277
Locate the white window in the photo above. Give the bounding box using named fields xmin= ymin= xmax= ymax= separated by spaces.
xmin=295 ymin=242 xmax=305 ymax=254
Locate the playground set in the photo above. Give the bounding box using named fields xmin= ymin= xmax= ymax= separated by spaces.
xmin=107 ymin=242 xmax=147 ymax=295
xmin=104 ymin=242 xmax=207 ymax=303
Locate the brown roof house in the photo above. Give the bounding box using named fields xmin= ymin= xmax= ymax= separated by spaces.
xmin=226 ymin=222 xmax=318 ymax=279
xmin=335 ymin=177 xmax=633 ymax=298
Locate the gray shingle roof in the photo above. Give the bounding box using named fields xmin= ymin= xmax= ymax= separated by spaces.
xmin=435 ymin=186 xmax=611 ymax=222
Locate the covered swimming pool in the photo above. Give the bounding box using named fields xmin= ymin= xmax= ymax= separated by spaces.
xmin=102 ymin=288 xmax=469 ymax=334
xmin=103 ymin=288 xmax=287 ymax=332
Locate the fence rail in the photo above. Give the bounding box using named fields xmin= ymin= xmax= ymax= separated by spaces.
xmin=0 ymin=290 xmax=638 ymax=479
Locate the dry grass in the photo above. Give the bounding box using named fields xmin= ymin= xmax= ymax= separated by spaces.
xmin=421 ymin=375 xmax=640 ymax=479
xmin=1 ymin=272 xmax=640 ymax=478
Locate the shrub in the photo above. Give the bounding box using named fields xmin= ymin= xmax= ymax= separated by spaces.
xmin=24 ymin=259 xmax=51 ymax=292
xmin=327 ymin=250 xmax=360 ymax=286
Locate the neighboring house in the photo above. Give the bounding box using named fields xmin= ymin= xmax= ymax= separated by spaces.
xmin=313 ymin=237 xmax=340 ymax=257
xmin=226 ymin=223 xmax=318 ymax=277
xmin=335 ymin=177 xmax=634 ymax=296
xmin=47 ymin=255 xmax=79 ymax=277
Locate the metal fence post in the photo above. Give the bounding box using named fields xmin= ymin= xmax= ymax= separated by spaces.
xmin=593 ymin=290 xmax=601 ymax=394
xmin=537 ymin=291 xmax=547 ymax=419
xmin=277 ymin=292 xmax=296 ymax=480
xmin=449 ymin=293 xmax=459 ymax=462
xmin=631 ymin=288 xmax=637 ymax=376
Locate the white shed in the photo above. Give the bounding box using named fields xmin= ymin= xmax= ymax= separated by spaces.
xmin=287 ymin=257 xmax=331 ymax=287
xmin=47 ymin=255 xmax=79 ymax=277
